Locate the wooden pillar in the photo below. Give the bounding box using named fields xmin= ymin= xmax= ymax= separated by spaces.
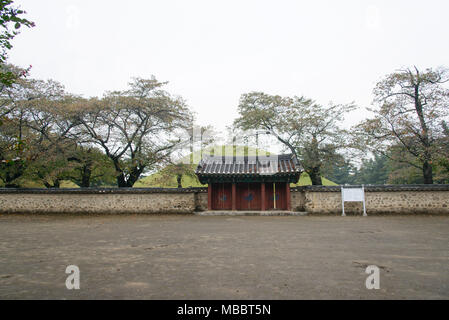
xmin=286 ymin=182 xmax=291 ymax=211
xmin=261 ymin=182 xmax=266 ymax=211
xmin=232 ymin=182 xmax=236 ymax=210
xmin=208 ymin=183 xmax=212 ymax=210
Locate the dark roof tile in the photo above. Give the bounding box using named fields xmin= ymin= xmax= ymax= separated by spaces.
xmin=196 ymin=154 xmax=301 ymax=176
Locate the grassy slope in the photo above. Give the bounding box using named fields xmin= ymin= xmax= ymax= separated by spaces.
xmin=134 ymin=169 xmax=206 ymax=188
xmin=134 ymin=171 xmax=336 ymax=188
xmin=293 ymin=172 xmax=337 ymax=186
xmin=134 ymin=144 xmax=337 ymax=187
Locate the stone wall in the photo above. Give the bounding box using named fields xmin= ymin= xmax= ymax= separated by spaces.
xmin=195 ymin=191 xmax=208 ymax=211
xmin=291 ymin=185 xmax=449 ymax=215
xmin=0 ymin=185 xmax=448 ymax=215
xmin=0 ymin=188 xmax=206 ymax=214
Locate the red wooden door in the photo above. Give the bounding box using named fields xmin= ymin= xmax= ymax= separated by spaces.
xmin=265 ymin=182 xmax=287 ymax=210
xmin=236 ymin=183 xmax=261 ymax=210
xmin=212 ymin=183 xmax=232 ymax=210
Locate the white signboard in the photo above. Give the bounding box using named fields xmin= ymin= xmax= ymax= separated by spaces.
xmin=342 ymin=188 xmax=364 ymax=202
xmin=341 ymin=186 xmax=367 ymax=216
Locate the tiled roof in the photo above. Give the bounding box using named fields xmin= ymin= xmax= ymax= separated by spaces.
xmin=195 ymin=154 xmax=301 ymax=176
xmin=292 ymin=184 xmax=449 ymax=192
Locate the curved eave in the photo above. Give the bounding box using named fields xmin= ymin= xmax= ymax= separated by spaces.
xmin=196 ymin=172 xmax=301 ymax=185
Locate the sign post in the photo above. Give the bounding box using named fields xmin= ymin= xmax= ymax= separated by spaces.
xmin=341 ymin=185 xmax=367 ymax=217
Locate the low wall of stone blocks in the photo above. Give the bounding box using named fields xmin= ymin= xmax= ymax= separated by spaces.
xmin=0 ymin=188 xmax=205 ymax=214
xmin=0 ymin=185 xmax=448 ymax=215
xmin=291 ymin=185 xmax=449 ymax=215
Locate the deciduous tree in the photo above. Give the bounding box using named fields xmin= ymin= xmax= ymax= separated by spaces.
xmin=354 ymin=67 xmax=449 ymax=184
xmin=0 ymin=1 xmax=34 ymax=87
xmin=0 ymin=77 xmax=76 ymax=187
xmin=234 ymin=92 xmax=355 ymax=185
xmin=77 ymin=77 xmax=194 ymax=187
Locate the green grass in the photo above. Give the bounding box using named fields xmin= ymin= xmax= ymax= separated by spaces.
xmin=134 ymin=171 xmax=336 ymax=188
xmin=134 ymin=145 xmax=270 ymax=188
xmin=133 ymin=143 xmax=337 ymax=188
xmin=291 ymin=172 xmax=337 ymax=186
xmin=134 ymin=170 xmax=206 ymax=188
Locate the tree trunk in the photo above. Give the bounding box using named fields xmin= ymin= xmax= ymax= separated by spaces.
xmin=116 ymin=172 xmax=131 ymax=188
xmin=67 ymin=154 xmax=94 ymax=188
xmin=2 ymin=162 xmax=25 ymax=187
xmin=127 ymin=165 xmax=145 ymax=188
xmin=80 ymin=163 xmax=92 ymax=188
xmin=113 ymin=159 xmax=129 ymax=188
xmin=53 ymin=179 xmax=60 ymax=188
xmin=44 ymin=179 xmax=60 ymax=188
xmin=177 ymin=174 xmax=182 ymax=188
xmin=423 ymin=160 xmax=433 ymax=184
xmin=414 ymin=82 xmax=433 ymax=184
xmin=114 ymin=161 xmax=145 ymax=188
xmin=308 ymin=167 xmax=322 ymax=185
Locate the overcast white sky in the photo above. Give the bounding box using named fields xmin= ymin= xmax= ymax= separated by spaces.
xmin=9 ymin=0 xmax=449 ymax=138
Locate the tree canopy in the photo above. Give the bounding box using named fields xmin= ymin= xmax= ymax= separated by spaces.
xmin=75 ymin=77 xmax=194 ymax=187
xmin=354 ymin=67 xmax=449 ymax=184
xmin=234 ymin=91 xmax=355 ymax=185
xmin=0 ymin=0 xmax=34 ymax=87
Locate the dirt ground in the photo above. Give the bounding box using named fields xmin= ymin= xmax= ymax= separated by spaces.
xmin=0 ymin=214 xmax=448 ymax=299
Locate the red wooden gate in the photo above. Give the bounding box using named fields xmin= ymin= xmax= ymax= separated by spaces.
xmin=211 ymin=183 xmax=232 ymax=210
xmin=236 ymin=183 xmax=261 ymax=210
xmin=265 ymin=182 xmax=287 ymax=210
xmin=211 ymin=182 xmax=288 ymax=211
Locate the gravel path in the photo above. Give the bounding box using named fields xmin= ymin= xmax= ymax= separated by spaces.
xmin=0 ymin=214 xmax=448 ymax=299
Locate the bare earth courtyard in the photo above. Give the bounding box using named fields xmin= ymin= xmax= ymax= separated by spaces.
xmin=0 ymin=214 xmax=448 ymax=300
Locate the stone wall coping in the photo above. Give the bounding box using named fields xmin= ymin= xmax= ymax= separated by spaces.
xmin=291 ymin=184 xmax=449 ymax=192
xmin=1 ymin=184 xmax=448 ymax=194
xmin=0 ymin=187 xmax=208 ymax=194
